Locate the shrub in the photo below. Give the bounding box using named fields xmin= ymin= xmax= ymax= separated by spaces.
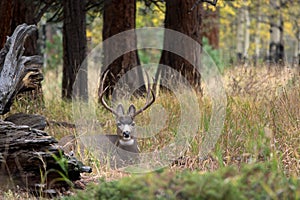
xmin=63 ymin=162 xmax=300 ymax=200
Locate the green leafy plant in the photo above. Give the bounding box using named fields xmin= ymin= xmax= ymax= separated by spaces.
xmin=48 ymin=150 xmax=73 ymax=188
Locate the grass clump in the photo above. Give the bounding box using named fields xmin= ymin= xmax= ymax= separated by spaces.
xmin=63 ymin=162 xmax=300 ymax=200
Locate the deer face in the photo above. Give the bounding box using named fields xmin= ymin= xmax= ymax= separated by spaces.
xmin=116 ymin=104 xmax=136 ymax=145
xmin=99 ymin=70 xmax=155 ymax=146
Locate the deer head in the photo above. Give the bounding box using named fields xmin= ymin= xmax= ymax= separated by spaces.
xmin=99 ymin=70 xmax=155 ymax=146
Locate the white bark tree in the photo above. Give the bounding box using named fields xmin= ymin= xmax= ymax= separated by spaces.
xmin=293 ymin=30 xmax=300 ymax=67
xmin=243 ymin=6 xmax=250 ymax=62
xmin=236 ymin=7 xmax=244 ymax=63
xmin=288 ymin=1 xmax=300 ymax=67
xmin=254 ymin=0 xmax=261 ymax=66
xmin=269 ymin=0 xmax=284 ymax=64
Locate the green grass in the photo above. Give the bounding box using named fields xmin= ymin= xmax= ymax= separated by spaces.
xmin=62 ymin=162 xmax=300 ymax=200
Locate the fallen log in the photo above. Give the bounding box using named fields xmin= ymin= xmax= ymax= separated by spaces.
xmin=5 ymin=112 xmax=47 ymax=130
xmin=0 ymin=120 xmax=91 ymax=189
xmin=0 ymin=24 xmax=91 ymax=193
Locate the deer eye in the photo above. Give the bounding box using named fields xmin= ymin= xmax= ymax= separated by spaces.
xmin=131 ymin=122 xmax=135 ymax=126
xmin=117 ymin=122 xmax=122 ymax=126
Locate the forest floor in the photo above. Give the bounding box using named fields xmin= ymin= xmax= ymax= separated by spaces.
xmin=1 ymin=64 xmax=300 ymax=199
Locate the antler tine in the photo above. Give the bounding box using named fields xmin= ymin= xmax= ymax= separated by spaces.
xmin=99 ymin=70 xmax=118 ymax=116
xmin=133 ymin=72 xmax=155 ymax=118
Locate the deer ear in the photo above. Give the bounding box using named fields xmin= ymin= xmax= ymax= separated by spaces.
xmin=128 ymin=104 xmax=136 ymax=117
xmin=116 ymin=104 xmax=125 ymax=116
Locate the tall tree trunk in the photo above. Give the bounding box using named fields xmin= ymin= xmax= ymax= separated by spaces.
xmin=155 ymin=0 xmax=203 ymax=92
xmin=0 ymin=0 xmax=14 ymax=49
xmin=101 ymin=0 xmax=144 ymax=97
xmin=62 ymin=0 xmax=87 ymax=100
xmin=236 ymin=7 xmax=244 ymax=63
xmin=11 ymin=0 xmax=39 ymax=56
xmin=0 ymin=0 xmax=39 ymax=55
xmin=254 ymin=0 xmax=261 ymax=66
xmin=269 ymin=0 xmax=284 ymax=65
xmin=243 ymin=6 xmax=250 ymax=63
xmin=298 ymin=32 xmax=300 ymax=67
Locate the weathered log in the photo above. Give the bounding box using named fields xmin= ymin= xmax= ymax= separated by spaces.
xmin=0 ymin=24 xmax=43 ymax=115
xmin=4 ymin=112 xmax=79 ymax=130
xmin=0 ymin=120 xmax=91 ymax=190
xmin=5 ymin=112 xmax=47 ymax=130
xmin=0 ymin=24 xmax=92 ymax=193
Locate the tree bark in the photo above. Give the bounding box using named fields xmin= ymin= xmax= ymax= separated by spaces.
xmin=11 ymin=0 xmax=39 ymax=56
xmin=243 ymin=6 xmax=250 ymax=62
xmin=0 ymin=0 xmax=14 ymax=49
xmin=62 ymin=0 xmax=87 ymax=100
xmin=0 ymin=119 xmax=91 ymax=191
xmin=236 ymin=7 xmax=244 ymax=63
xmin=0 ymin=0 xmax=56 ymax=54
xmin=254 ymin=0 xmax=261 ymax=66
xmin=101 ymin=0 xmax=144 ymax=97
xmin=298 ymin=32 xmax=300 ymax=67
xmin=292 ymin=17 xmax=300 ymax=67
xmin=155 ymin=0 xmax=203 ymax=92
xmin=293 ymin=32 xmax=300 ymax=67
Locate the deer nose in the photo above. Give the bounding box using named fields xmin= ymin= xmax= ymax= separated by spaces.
xmin=123 ymin=131 xmax=130 ymax=138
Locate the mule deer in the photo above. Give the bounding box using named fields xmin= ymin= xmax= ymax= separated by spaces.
xmin=97 ymin=71 xmax=155 ymax=166
xmin=59 ymin=72 xmax=155 ymax=168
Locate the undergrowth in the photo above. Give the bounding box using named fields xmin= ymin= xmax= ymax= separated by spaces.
xmin=63 ymin=162 xmax=300 ymax=200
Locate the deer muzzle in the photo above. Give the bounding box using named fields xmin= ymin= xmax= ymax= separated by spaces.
xmin=123 ymin=131 xmax=130 ymax=139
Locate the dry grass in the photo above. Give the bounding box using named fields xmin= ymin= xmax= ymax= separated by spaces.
xmin=2 ymin=64 xmax=300 ymax=198
xmin=221 ymin=65 xmax=299 ymax=175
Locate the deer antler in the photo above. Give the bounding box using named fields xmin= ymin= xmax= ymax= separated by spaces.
xmin=99 ymin=70 xmax=118 ymax=116
xmin=132 ymin=72 xmax=155 ymax=118
xmin=99 ymin=70 xmax=155 ymax=117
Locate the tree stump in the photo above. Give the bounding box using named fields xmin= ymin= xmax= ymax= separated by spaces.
xmin=0 ymin=24 xmax=91 ymax=193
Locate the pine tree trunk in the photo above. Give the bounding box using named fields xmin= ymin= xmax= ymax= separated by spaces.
xmin=155 ymin=0 xmax=203 ymax=92
xmin=62 ymin=0 xmax=87 ymax=100
xmin=101 ymin=0 xmax=144 ymax=97
xmin=11 ymin=0 xmax=38 ymax=56
xmin=0 ymin=0 xmax=54 ymax=54
xmin=0 ymin=0 xmax=13 ymax=49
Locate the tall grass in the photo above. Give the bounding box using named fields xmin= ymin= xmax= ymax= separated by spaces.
xmin=3 ymin=65 xmax=300 ymax=198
